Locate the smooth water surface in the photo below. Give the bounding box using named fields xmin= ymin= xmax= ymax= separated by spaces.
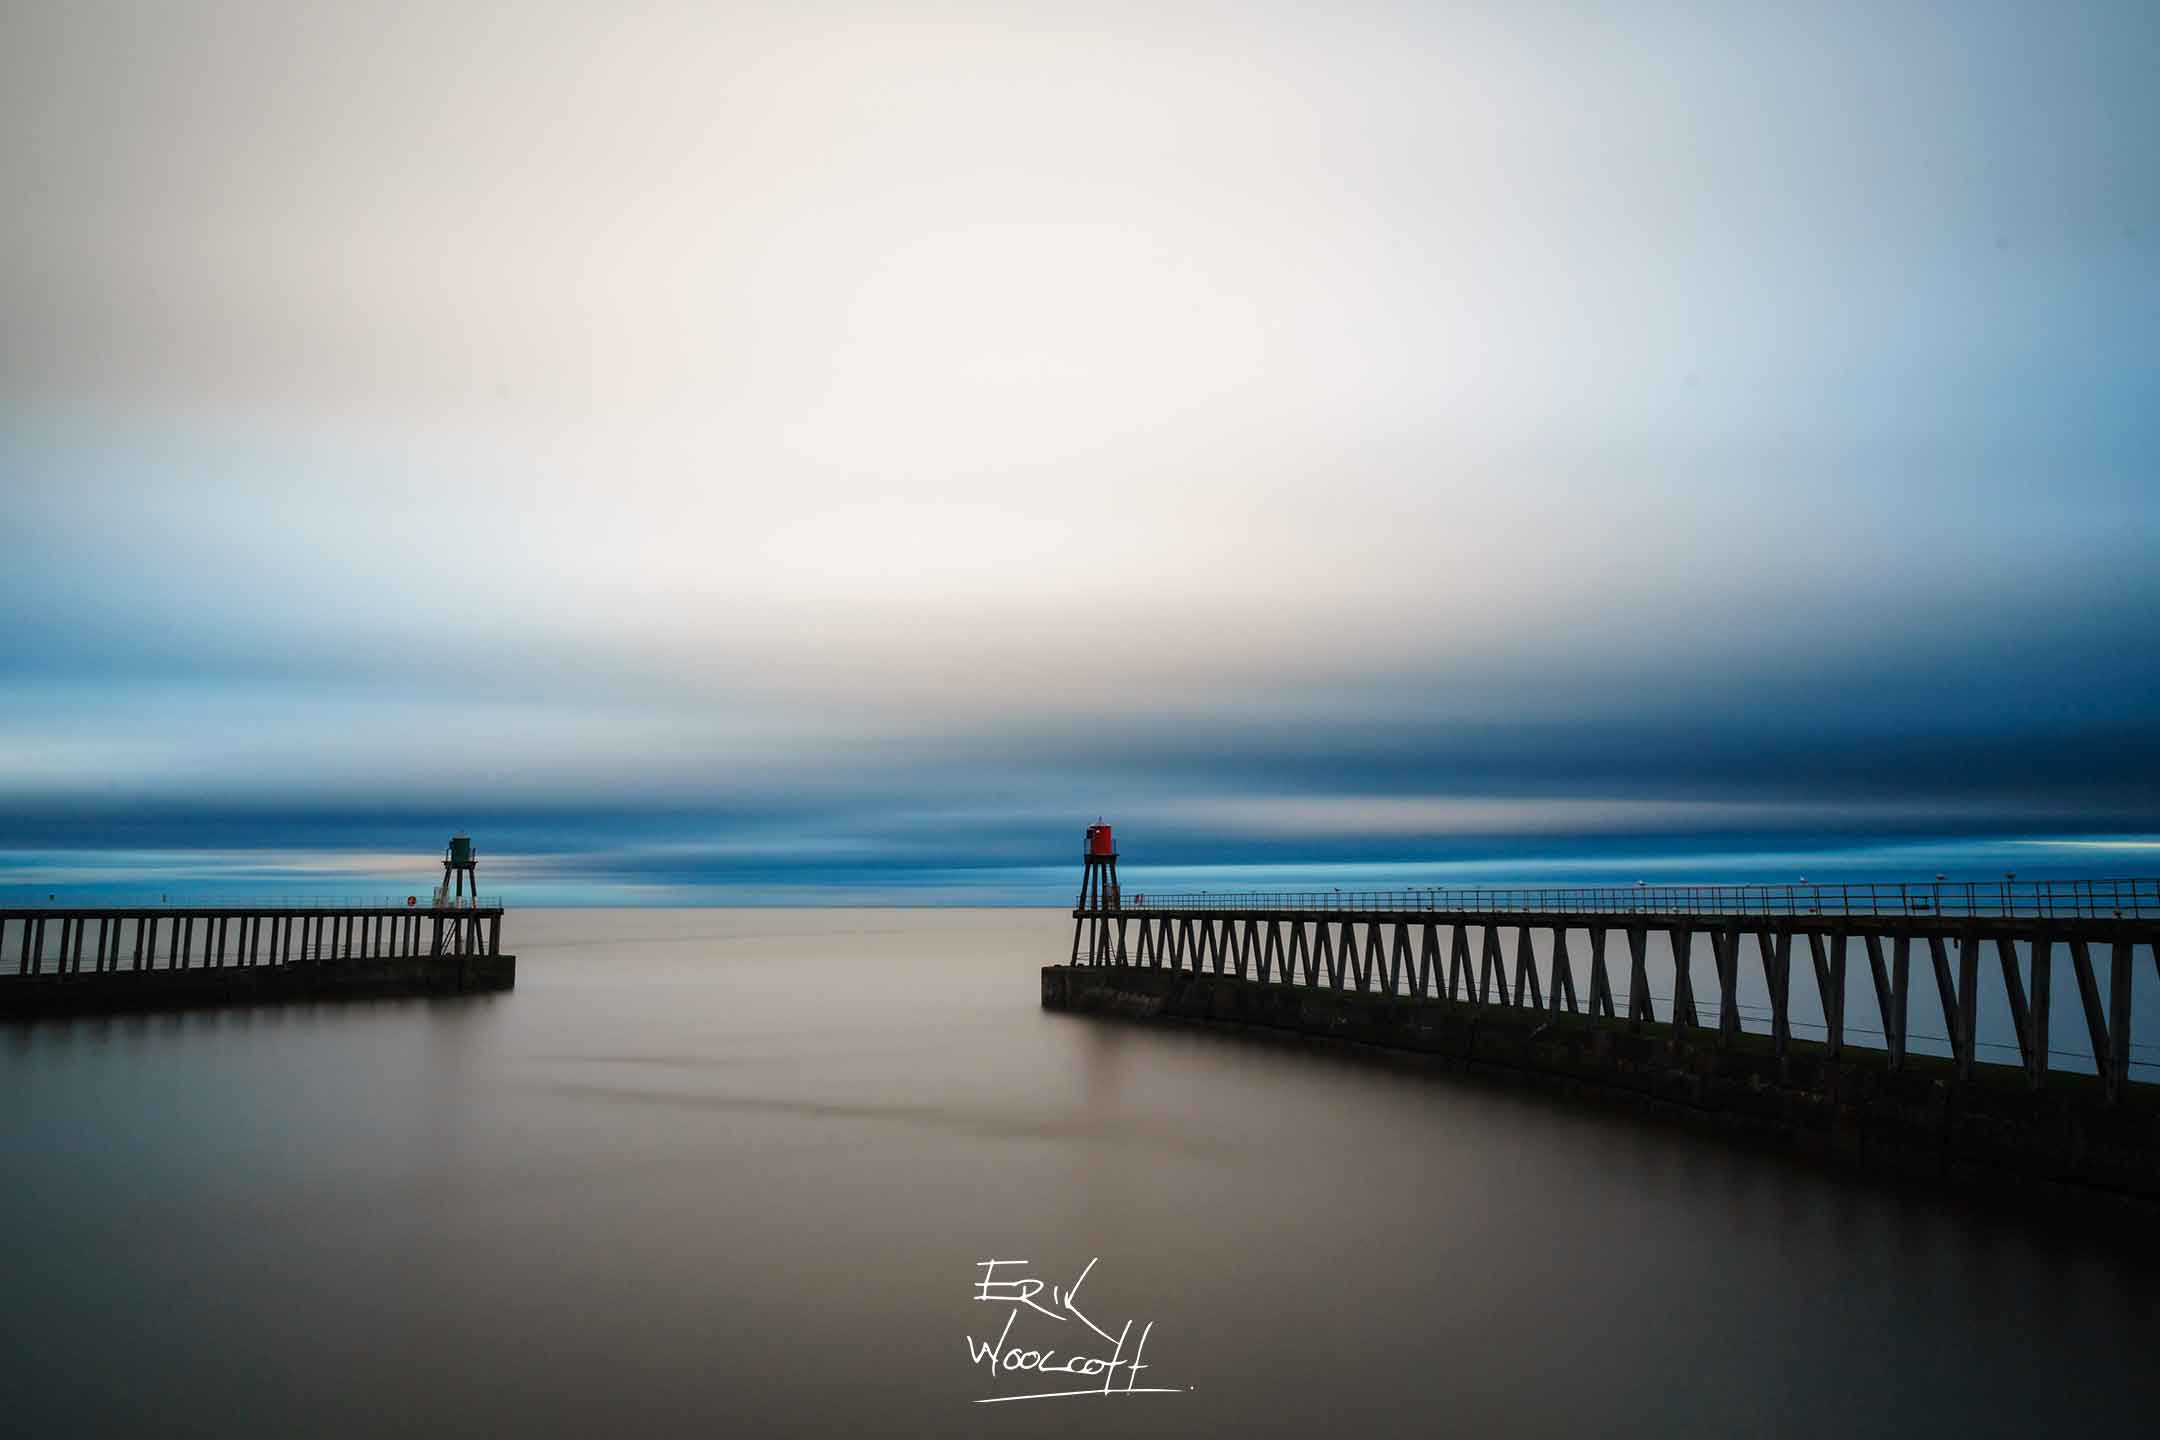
xmin=2 ymin=910 xmax=2154 ymax=1437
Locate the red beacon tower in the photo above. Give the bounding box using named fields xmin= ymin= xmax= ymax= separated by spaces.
xmin=1072 ymin=822 xmax=1122 ymax=964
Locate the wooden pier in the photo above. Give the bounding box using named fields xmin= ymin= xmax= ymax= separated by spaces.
xmin=1053 ymin=846 xmax=2160 ymax=1199
xmin=1069 ymin=871 xmax=2160 ymax=1103
xmin=0 ymin=902 xmax=513 ymax=1017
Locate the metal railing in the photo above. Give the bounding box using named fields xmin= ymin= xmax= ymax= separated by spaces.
xmin=1091 ymin=878 xmax=2160 ymax=920
xmin=2 ymin=895 xmax=503 ymax=911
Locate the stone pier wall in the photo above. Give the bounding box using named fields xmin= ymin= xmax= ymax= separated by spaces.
xmin=2 ymin=952 xmax=515 ymax=1019
xmin=1042 ymin=963 xmax=2160 ymax=1205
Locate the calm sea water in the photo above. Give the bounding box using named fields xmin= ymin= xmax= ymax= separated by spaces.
xmin=2 ymin=908 xmax=2154 ymax=1436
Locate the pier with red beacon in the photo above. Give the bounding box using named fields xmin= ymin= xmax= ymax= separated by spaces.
xmin=1050 ymin=822 xmax=2160 ymax=1200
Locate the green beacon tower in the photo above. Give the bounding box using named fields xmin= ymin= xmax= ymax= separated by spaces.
xmin=441 ymin=834 xmax=479 ymax=905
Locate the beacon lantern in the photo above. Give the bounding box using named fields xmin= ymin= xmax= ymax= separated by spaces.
xmin=1072 ymin=821 xmax=1123 ymax=965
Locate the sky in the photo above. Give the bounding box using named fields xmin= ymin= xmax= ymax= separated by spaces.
xmin=3 ymin=1 xmax=2157 ymax=902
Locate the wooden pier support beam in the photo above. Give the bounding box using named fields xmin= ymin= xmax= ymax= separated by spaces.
xmin=1586 ymin=927 xmax=1616 ymax=1019
xmin=2108 ymin=941 xmax=2133 ymax=1104
xmin=1549 ymin=928 xmax=1579 ymax=1015
xmin=1759 ymin=930 xmax=1791 ymax=1057
xmin=1669 ymin=925 xmax=1700 ymax=1031
xmin=1820 ymin=930 xmax=1847 ymax=1060
xmin=1887 ymin=937 xmax=1910 ymax=1072
xmin=2028 ymin=937 xmax=2052 ymax=1090
xmin=1805 ymin=931 xmax=1830 ymax=1054
xmin=1626 ymin=926 xmax=1652 ymax=1029
xmin=1479 ymin=925 xmax=1505 ymax=1005
xmin=1513 ymin=926 xmax=1543 ymax=1010
xmin=1712 ymin=927 xmax=1741 ymax=1044
xmin=2068 ymin=939 xmax=2110 ymax=1094
xmin=1956 ymin=930 xmax=1981 ymax=1084
xmin=1927 ymin=936 xmax=1966 ymax=1076
xmin=1863 ymin=934 xmax=1890 ymax=1060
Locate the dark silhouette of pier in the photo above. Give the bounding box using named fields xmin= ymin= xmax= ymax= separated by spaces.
xmin=1 ymin=899 xmax=511 ymax=1016
xmin=1069 ymin=835 xmax=2159 ymax=1104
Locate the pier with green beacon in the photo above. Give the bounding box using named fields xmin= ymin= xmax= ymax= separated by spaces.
xmin=1 ymin=834 xmax=512 ymax=1017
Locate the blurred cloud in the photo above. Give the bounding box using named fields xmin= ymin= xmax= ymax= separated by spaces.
xmin=3 ymin=1 xmax=2156 ymax=891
